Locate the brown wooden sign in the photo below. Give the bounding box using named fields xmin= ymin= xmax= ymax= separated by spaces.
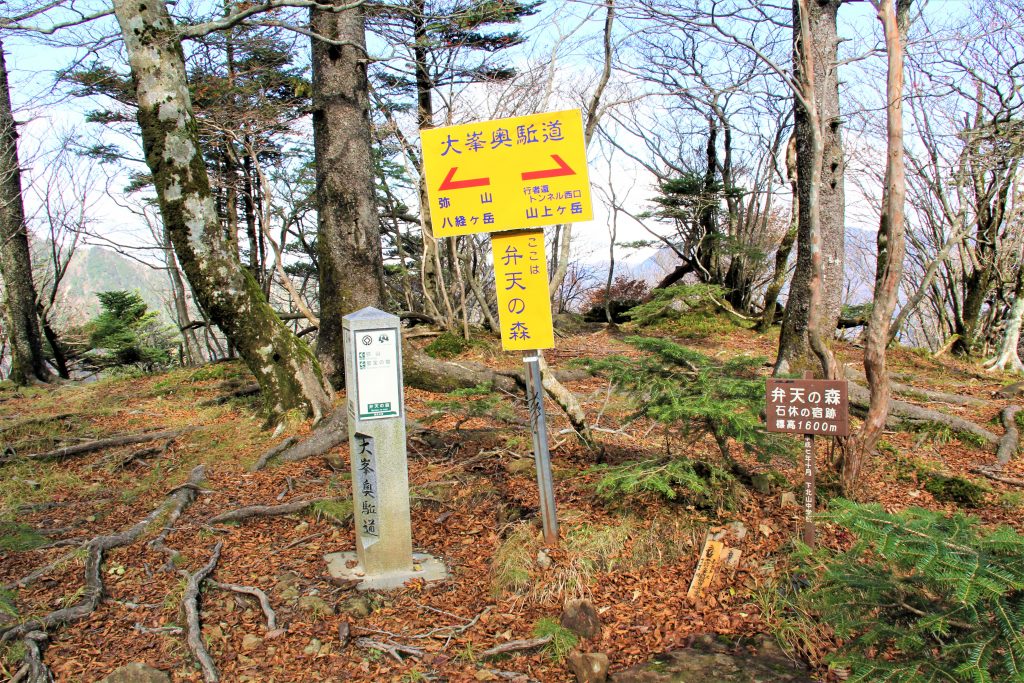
xmin=766 ymin=379 xmax=849 ymax=437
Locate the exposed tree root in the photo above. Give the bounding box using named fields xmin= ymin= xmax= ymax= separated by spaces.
xmin=199 ymin=382 xmax=260 ymax=407
xmin=972 ymin=406 xmax=1023 ymax=487
xmin=250 ymin=409 xmax=350 ymax=471
xmin=211 ymin=581 xmax=276 ymax=630
xmin=277 ymin=409 xmax=348 ymax=465
xmin=10 ymin=427 xmax=200 ymax=463
xmin=845 ymin=367 xmax=987 ymax=407
xmin=183 ymin=542 xmax=223 ymax=683
xmin=484 ymin=670 xmax=539 ymax=683
xmin=0 ymin=465 xmax=207 ymax=643
xmin=250 ymin=436 xmax=299 ymax=471
xmin=9 ymin=631 xmax=53 ymax=683
xmin=847 ymin=382 xmax=998 ymax=445
xmin=3 ymin=546 xmax=85 ymax=592
xmin=972 ymin=467 xmax=1024 ymax=487
xmin=113 ymin=438 xmax=175 ymax=470
xmin=148 ymin=467 xmax=206 ymax=569
xmin=206 ymin=496 xmax=342 ymax=524
xmin=995 ymin=406 xmax=1022 ymax=467
xmin=0 ymin=413 xmax=74 ymax=435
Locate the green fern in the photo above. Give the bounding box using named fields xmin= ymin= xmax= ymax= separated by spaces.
xmin=789 ymin=501 xmax=1024 ymax=682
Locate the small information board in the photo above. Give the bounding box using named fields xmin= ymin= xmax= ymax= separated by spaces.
xmin=420 ymin=109 xmax=593 ymax=237
xmin=492 ymin=229 xmax=554 ymax=350
xmin=766 ymin=379 xmax=849 ymax=437
xmin=352 ymin=328 xmax=402 ymax=420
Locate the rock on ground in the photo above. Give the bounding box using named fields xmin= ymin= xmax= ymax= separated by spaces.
xmin=99 ymin=663 xmax=172 ymax=683
xmin=569 ymin=651 xmax=610 ymax=683
xmin=610 ymin=634 xmax=813 ymax=683
xmin=561 ymin=598 xmax=602 ymax=639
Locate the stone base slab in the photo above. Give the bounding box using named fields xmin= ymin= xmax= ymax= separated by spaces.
xmin=323 ymin=551 xmax=448 ymax=591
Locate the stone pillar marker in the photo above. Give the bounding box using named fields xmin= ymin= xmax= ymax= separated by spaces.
xmin=324 ymin=307 xmax=446 ymax=590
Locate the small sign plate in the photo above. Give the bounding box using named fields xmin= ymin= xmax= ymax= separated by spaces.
xmin=766 ymin=379 xmax=849 ymax=436
xmin=353 ymin=328 xmax=402 ymax=420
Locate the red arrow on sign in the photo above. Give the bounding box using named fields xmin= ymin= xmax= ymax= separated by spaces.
xmin=439 ymin=167 xmax=490 ymax=191
xmin=521 ymin=154 xmax=576 ymax=181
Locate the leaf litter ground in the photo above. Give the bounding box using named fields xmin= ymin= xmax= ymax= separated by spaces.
xmin=0 ymin=321 xmax=1020 ymax=682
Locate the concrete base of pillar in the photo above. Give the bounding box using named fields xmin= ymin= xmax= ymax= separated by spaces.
xmin=323 ymin=551 xmax=448 ymax=591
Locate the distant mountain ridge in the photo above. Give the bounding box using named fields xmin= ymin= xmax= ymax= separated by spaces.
xmin=36 ymin=244 xmax=170 ymax=326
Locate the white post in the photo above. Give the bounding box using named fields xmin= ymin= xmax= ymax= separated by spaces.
xmin=324 ymin=307 xmax=446 ymax=590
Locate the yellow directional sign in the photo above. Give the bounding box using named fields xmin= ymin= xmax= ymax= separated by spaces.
xmin=421 ymin=109 xmax=593 ymax=237
xmin=492 ymin=229 xmax=554 ymax=350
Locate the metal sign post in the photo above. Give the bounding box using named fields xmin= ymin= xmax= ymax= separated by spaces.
xmin=524 ymin=351 xmax=558 ymax=546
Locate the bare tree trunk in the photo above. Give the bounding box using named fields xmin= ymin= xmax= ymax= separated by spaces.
xmin=843 ymin=0 xmax=912 ymax=495
xmin=311 ymin=1 xmax=386 ymax=381
xmin=888 ymin=224 xmax=969 ymax=344
xmin=0 ymin=40 xmax=50 ymax=385
xmin=548 ymin=0 xmax=614 ymax=298
xmin=775 ymin=0 xmax=844 ymax=375
xmin=462 ymin=248 xmax=499 ymax=332
xmin=985 ymin=263 xmax=1024 ymax=374
xmin=758 ymin=136 xmax=798 ymax=332
xmin=112 ymin=0 xmax=333 ymax=420
xmin=163 ymin=225 xmax=203 ymax=366
xmin=776 ymin=0 xmax=839 ymax=381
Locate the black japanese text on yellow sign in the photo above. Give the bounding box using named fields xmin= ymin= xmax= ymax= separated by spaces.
xmin=420 ymin=109 xmax=593 ymax=237
xmin=492 ymin=229 xmax=554 ymax=351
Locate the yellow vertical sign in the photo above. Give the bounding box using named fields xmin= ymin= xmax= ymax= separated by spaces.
xmin=492 ymin=229 xmax=554 ymax=351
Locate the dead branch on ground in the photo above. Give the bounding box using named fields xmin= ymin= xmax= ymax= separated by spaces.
xmin=353 ymin=637 xmax=424 ymax=663
xmin=479 ymin=634 xmax=552 ymax=658
xmin=845 ymin=366 xmax=987 ymax=407
xmin=972 ymin=467 xmax=1024 ymax=487
xmin=847 ymin=382 xmax=998 ymax=445
xmin=210 ymin=581 xmax=276 ymax=630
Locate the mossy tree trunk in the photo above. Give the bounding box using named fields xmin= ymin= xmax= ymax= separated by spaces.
xmin=311 ymin=0 xmax=385 ymax=381
xmin=0 ymin=40 xmax=50 ymax=385
xmin=112 ymin=0 xmax=333 ymax=420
